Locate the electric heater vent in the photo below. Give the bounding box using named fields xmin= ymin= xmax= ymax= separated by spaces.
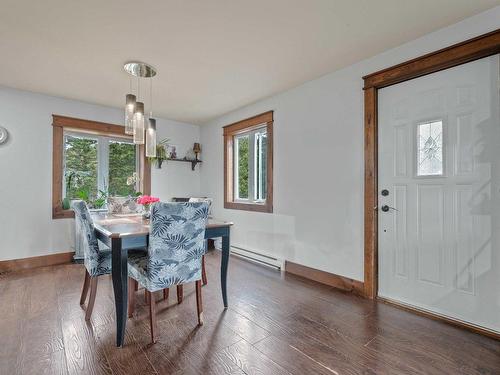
xmin=229 ymin=245 xmax=284 ymax=270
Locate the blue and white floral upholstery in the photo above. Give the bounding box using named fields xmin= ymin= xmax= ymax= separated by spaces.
xmin=107 ymin=196 xmax=141 ymax=214
xmin=127 ymin=202 xmax=209 ymax=292
xmin=71 ymin=200 xmax=112 ymax=277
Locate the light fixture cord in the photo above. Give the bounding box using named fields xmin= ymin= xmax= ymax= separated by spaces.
xmin=150 ymin=76 xmax=153 ymax=118
xmin=137 ymin=76 xmax=140 ymax=101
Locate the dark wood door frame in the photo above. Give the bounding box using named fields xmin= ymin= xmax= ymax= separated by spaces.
xmin=362 ymin=29 xmax=500 ymax=299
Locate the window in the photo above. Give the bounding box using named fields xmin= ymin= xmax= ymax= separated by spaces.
xmin=224 ymin=111 xmax=273 ymax=212
xmin=52 ymin=115 xmax=150 ymax=219
xmin=416 ymin=120 xmax=443 ymax=176
xmin=63 ymin=132 xmax=138 ymax=207
xmin=108 ymin=139 xmax=137 ymax=196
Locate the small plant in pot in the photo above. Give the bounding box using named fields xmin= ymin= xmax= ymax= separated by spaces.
xmin=147 ymin=138 xmax=170 ymax=169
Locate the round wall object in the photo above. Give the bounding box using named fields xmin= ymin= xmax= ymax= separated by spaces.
xmin=0 ymin=126 xmax=8 ymax=145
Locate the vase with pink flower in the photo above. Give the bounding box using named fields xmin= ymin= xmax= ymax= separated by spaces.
xmin=137 ymin=195 xmax=160 ymax=219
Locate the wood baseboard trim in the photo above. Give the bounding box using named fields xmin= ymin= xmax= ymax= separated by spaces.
xmin=378 ymin=297 xmax=500 ymax=341
xmin=0 ymin=251 xmax=75 ymax=274
xmin=285 ymin=261 xmax=364 ymax=295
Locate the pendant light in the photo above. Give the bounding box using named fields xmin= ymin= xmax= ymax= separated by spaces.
xmin=146 ymin=118 xmax=157 ymax=157
xmin=133 ymin=101 xmax=145 ymax=144
xmin=124 ymin=75 xmax=136 ymax=135
xmin=145 ymin=76 xmax=157 ymax=157
xmin=123 ymin=61 xmax=157 ymax=147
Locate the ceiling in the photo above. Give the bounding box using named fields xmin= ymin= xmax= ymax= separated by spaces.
xmin=1 ymin=1 xmax=498 ymax=124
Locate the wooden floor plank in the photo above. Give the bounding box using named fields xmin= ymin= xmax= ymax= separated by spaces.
xmin=253 ymin=335 xmax=344 ymax=375
xmin=21 ymin=267 xmax=68 ymax=375
xmin=220 ymin=340 xmax=291 ymax=375
xmin=0 ymin=273 xmax=30 ymax=374
xmin=276 ymin=313 xmax=421 ymax=375
xmin=0 ymin=251 xmax=498 ymax=375
xmin=95 ymin=319 xmax=158 ymax=375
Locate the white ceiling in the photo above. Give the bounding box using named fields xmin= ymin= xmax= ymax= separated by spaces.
xmin=1 ymin=0 xmax=498 ymax=124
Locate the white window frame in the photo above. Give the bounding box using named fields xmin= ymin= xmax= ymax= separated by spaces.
xmin=63 ymin=131 xmax=139 ymax=198
xmin=233 ymin=126 xmax=267 ymax=204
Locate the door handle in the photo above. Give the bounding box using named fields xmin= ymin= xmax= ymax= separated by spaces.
xmin=381 ymin=205 xmax=398 ymax=212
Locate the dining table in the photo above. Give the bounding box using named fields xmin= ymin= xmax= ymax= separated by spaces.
xmin=92 ymin=212 xmax=233 ymax=347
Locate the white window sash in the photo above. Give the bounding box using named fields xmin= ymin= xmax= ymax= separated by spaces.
xmin=233 ymin=126 xmax=267 ymax=204
xmin=97 ymin=135 xmax=109 ymax=194
xmin=62 ymin=131 xmax=138 ymax=199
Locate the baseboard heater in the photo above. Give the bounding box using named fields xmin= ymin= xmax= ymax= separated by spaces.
xmin=229 ymin=245 xmax=284 ymax=270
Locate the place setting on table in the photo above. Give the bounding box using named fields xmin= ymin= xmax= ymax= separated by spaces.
xmin=74 ymin=195 xmax=232 ymax=347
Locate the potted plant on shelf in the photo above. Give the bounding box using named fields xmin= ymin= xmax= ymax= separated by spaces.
xmin=147 ymin=138 xmax=170 ymax=169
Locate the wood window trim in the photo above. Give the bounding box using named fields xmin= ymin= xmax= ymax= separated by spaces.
xmin=223 ymin=111 xmax=273 ymax=213
xmin=52 ymin=115 xmax=151 ymax=219
xmin=363 ymin=29 xmax=500 ymax=299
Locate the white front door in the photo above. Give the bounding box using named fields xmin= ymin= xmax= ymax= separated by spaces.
xmin=378 ymin=54 xmax=500 ymax=333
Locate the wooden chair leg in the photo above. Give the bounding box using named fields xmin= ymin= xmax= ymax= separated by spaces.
xmin=201 ymin=255 xmax=208 ymax=286
xmin=147 ymin=291 xmax=157 ymax=344
xmin=85 ymin=277 xmax=98 ymax=321
xmin=134 ymin=280 xmax=139 ymax=291
xmin=195 ymin=280 xmax=203 ymax=326
xmin=80 ymin=270 xmax=90 ymax=305
xmin=128 ymin=278 xmax=136 ymax=318
xmin=163 ymin=288 xmax=169 ymax=300
xmin=177 ymin=285 xmax=183 ymax=304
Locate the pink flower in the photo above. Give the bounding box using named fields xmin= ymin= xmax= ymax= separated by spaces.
xmin=137 ymin=195 xmax=160 ymax=205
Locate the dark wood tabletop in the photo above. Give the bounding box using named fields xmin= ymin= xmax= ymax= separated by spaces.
xmin=92 ymin=213 xmax=233 ymax=238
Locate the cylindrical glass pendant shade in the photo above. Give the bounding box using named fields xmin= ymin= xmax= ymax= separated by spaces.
xmin=125 ymin=94 xmax=136 ymax=135
xmin=145 ymin=118 xmax=157 ymax=157
xmin=133 ymin=101 xmax=145 ymax=144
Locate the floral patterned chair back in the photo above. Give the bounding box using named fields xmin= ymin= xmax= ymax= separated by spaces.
xmin=146 ymin=202 xmax=209 ymax=289
xmin=71 ymin=200 xmax=111 ymax=277
xmin=107 ymin=196 xmax=141 ymax=214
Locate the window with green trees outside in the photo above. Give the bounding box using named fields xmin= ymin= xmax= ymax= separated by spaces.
xmin=234 ymin=127 xmax=268 ymax=202
xmin=63 ymin=132 xmax=137 ymax=209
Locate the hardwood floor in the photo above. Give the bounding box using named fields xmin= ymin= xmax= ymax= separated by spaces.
xmin=1 ymin=250 xmax=499 ymax=374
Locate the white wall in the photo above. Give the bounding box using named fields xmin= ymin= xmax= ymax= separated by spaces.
xmin=0 ymin=87 xmax=200 ymax=261
xmin=200 ymin=7 xmax=500 ymax=281
xmin=151 ymin=118 xmax=201 ymax=199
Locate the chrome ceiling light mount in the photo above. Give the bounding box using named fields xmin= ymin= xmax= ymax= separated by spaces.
xmin=124 ymin=62 xmax=157 ymax=78
xmin=124 ymin=61 xmax=158 ymax=155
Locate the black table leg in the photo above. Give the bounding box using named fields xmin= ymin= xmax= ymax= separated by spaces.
xmin=111 ymin=237 xmax=127 ymax=347
xmin=221 ymin=232 xmax=230 ymax=308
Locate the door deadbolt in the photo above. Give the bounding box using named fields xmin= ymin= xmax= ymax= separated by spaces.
xmin=381 ymin=205 xmax=398 ymax=212
xmin=381 ymin=189 xmax=389 ymax=196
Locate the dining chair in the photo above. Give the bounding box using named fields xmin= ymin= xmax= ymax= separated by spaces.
xmin=188 ymin=197 xmax=212 ymax=288
xmin=72 ymin=200 xmax=113 ymax=321
xmin=173 ymin=240 xmax=208 ymax=305
xmin=127 ymin=201 xmax=209 ymax=343
xmin=172 ymin=197 xmax=211 ymax=288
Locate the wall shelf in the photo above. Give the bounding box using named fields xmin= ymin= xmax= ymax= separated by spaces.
xmin=170 ymin=158 xmax=202 ymax=170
